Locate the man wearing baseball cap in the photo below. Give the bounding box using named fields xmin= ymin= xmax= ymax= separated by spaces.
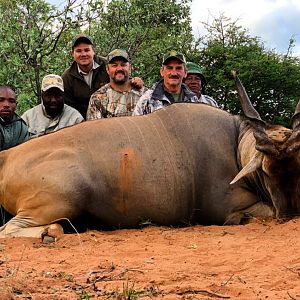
xmin=62 ymin=34 xmax=109 ymax=119
xmin=62 ymin=34 xmax=144 ymax=119
xmin=87 ymin=49 xmax=147 ymax=119
xmin=184 ymin=62 xmax=218 ymax=107
xmin=133 ymin=50 xmax=199 ymax=115
xmin=22 ymin=74 xmax=84 ymax=136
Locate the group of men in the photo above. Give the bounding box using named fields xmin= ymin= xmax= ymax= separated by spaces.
xmin=0 ymin=34 xmax=218 ymax=151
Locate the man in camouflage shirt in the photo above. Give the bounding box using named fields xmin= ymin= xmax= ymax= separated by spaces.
xmin=86 ymin=49 xmax=146 ymax=119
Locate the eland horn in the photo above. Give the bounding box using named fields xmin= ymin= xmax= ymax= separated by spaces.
xmin=291 ymin=99 xmax=300 ymax=129
xmin=232 ymin=70 xmax=279 ymax=156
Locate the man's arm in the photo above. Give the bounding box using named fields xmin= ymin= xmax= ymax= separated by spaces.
xmin=130 ymin=77 xmax=144 ymax=89
xmin=201 ymin=95 xmax=219 ymax=108
xmin=132 ymin=90 xmax=153 ymax=116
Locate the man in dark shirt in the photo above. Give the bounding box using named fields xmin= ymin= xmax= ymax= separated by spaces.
xmin=0 ymin=86 xmax=28 ymax=150
xmin=0 ymin=86 xmax=29 ymax=225
xmin=62 ymin=34 xmax=109 ymax=119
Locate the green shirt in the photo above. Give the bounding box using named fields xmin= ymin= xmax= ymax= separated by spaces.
xmin=0 ymin=113 xmax=29 ymax=151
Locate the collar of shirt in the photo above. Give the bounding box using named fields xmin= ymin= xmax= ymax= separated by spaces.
xmin=77 ymin=60 xmax=100 ymax=75
xmin=77 ymin=60 xmax=100 ymax=88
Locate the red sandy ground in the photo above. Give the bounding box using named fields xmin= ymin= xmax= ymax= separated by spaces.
xmin=0 ymin=218 xmax=300 ymax=299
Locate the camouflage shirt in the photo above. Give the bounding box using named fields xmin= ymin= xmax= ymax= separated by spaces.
xmin=200 ymin=94 xmax=219 ymax=108
xmin=87 ymin=83 xmax=147 ymax=119
xmin=133 ymin=80 xmax=199 ymax=116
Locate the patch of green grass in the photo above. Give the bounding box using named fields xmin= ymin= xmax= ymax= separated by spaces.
xmin=121 ymin=281 xmax=141 ymax=299
xmin=78 ymin=290 xmax=92 ymax=300
xmin=138 ymin=218 xmax=154 ymax=228
xmin=56 ymin=271 xmax=74 ymax=282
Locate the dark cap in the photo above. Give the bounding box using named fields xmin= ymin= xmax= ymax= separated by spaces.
xmin=186 ymin=62 xmax=206 ymax=85
xmin=72 ymin=34 xmax=94 ymax=49
xmin=107 ymin=49 xmax=130 ymax=63
xmin=162 ymin=50 xmax=186 ymax=65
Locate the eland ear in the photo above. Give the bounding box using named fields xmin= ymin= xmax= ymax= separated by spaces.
xmin=230 ymin=152 xmax=263 ymax=184
xmin=253 ymin=131 xmax=279 ymax=156
xmin=286 ymin=127 xmax=300 ymax=154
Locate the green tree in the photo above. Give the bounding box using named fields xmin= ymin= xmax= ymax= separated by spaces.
xmin=1 ymin=0 xmax=300 ymax=125
xmin=88 ymin=0 xmax=194 ymax=86
xmin=0 ymin=0 xmax=194 ymax=112
xmin=0 ymin=0 xmax=97 ymax=110
xmin=193 ymin=15 xmax=300 ymax=125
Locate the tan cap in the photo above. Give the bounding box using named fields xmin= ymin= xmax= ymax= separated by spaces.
xmin=41 ymin=74 xmax=64 ymax=92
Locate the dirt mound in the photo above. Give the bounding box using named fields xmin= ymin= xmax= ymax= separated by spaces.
xmin=1 ymin=218 xmax=300 ymax=299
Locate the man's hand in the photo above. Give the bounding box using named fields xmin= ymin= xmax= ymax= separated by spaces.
xmin=131 ymin=77 xmax=144 ymax=89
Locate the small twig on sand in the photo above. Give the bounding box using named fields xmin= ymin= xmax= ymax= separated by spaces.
xmin=119 ymin=268 xmax=144 ymax=277
xmin=283 ymin=266 xmax=300 ymax=277
xmin=213 ymin=273 xmax=235 ymax=295
xmin=12 ymin=245 xmax=26 ymax=279
xmin=287 ymin=290 xmax=296 ymax=300
xmin=221 ymin=273 xmax=235 ymax=287
xmin=176 ymin=289 xmax=230 ymax=298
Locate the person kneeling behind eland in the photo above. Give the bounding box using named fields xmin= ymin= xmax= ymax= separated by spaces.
xmin=22 ymin=74 xmax=84 ymax=136
xmin=184 ymin=62 xmax=218 ymax=108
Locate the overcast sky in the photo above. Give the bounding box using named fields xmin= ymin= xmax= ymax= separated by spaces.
xmin=48 ymin=0 xmax=300 ymax=56
xmin=191 ymin=0 xmax=300 ymax=55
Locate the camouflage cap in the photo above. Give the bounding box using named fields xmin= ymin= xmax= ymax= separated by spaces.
xmin=162 ymin=50 xmax=186 ymax=65
xmin=107 ymin=49 xmax=130 ymax=63
xmin=72 ymin=34 xmax=94 ymax=49
xmin=186 ymin=62 xmax=206 ymax=85
xmin=41 ymin=74 xmax=64 ymax=92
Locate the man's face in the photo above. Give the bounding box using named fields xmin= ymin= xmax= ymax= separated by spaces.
xmin=106 ymin=58 xmax=131 ymax=85
xmin=72 ymin=43 xmax=95 ymax=69
xmin=0 ymin=87 xmax=17 ymax=120
xmin=160 ymin=59 xmax=187 ymax=89
xmin=42 ymin=88 xmax=64 ymax=117
xmin=184 ymin=74 xmax=202 ymax=96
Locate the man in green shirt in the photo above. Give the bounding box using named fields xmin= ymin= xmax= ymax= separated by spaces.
xmin=0 ymin=86 xmax=29 ymax=225
xmin=0 ymin=86 xmax=29 ymax=150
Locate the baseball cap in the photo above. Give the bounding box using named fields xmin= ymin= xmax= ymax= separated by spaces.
xmin=72 ymin=34 xmax=94 ymax=49
xmin=186 ymin=62 xmax=207 ymax=85
xmin=107 ymin=49 xmax=130 ymax=63
xmin=162 ymin=50 xmax=186 ymax=65
xmin=41 ymin=74 xmax=64 ymax=92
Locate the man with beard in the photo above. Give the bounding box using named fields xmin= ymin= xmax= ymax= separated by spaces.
xmin=133 ymin=51 xmax=200 ymax=115
xmin=86 ymin=49 xmax=146 ymax=119
xmin=0 ymin=86 xmax=29 ymax=150
xmin=22 ymin=74 xmax=84 ymax=136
